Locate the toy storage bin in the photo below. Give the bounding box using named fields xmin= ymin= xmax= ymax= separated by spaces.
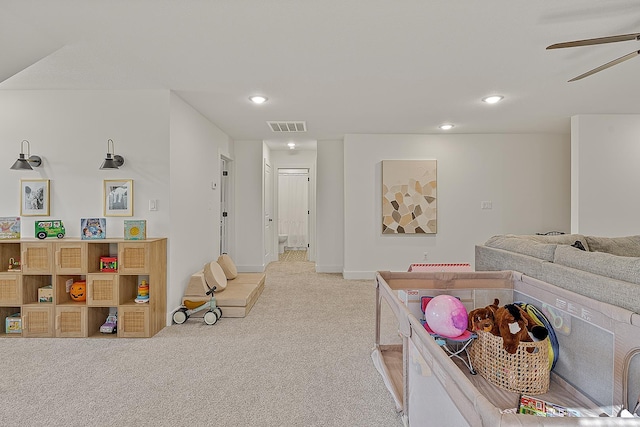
xmin=469 ymin=331 xmax=549 ymax=395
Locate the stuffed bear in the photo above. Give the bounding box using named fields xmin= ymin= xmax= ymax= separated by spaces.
xmin=495 ymin=304 xmax=548 ymax=354
xmin=468 ymin=298 xmax=500 ymax=335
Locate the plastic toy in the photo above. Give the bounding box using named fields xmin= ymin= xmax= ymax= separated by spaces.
xmin=172 ymin=281 xmax=222 ymax=325
xmin=100 ymin=256 xmax=117 ymax=272
xmin=35 ymin=220 xmax=65 ymax=239
xmin=424 ymin=294 xmax=468 ymax=338
xmin=135 ymin=280 xmax=149 ymax=303
xmin=69 ymin=281 xmax=86 ymax=302
xmin=100 ymin=309 xmax=117 ymax=334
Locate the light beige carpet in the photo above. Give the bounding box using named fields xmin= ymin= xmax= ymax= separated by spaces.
xmin=3 ymin=260 xmax=402 ymax=426
xmin=278 ymin=249 xmax=308 ymax=262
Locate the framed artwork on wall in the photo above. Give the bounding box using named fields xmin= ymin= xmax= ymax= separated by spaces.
xmin=20 ymin=179 xmax=50 ymax=216
xmin=382 ymin=160 xmax=437 ymax=234
xmin=104 ymin=179 xmax=133 ymax=217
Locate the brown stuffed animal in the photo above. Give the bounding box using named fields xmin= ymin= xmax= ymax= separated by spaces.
xmin=495 ymin=304 xmax=548 ymax=354
xmin=468 ymin=298 xmax=500 ymax=335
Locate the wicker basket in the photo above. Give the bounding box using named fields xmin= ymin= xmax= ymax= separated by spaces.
xmin=469 ymin=331 xmax=550 ymax=395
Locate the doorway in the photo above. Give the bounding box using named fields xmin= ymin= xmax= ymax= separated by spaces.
xmin=277 ymin=168 xmax=309 ymax=261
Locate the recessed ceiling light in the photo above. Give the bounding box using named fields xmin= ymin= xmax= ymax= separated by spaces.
xmin=249 ymin=95 xmax=268 ymax=104
xmin=439 ymin=124 xmax=454 ymax=130
xmin=287 ymin=142 xmax=296 ymax=149
xmin=482 ymin=95 xmax=504 ymax=104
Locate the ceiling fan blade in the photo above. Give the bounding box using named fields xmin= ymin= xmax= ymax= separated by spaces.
xmin=547 ymin=33 xmax=640 ymax=49
xmin=568 ymin=50 xmax=640 ymax=81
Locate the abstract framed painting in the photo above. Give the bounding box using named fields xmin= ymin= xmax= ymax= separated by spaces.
xmin=382 ymin=160 xmax=437 ymax=234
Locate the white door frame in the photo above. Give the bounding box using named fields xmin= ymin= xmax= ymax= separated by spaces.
xmin=275 ymin=165 xmax=316 ymax=263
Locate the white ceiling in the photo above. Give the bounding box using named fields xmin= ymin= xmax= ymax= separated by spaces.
xmin=2 ymin=1 xmax=640 ymax=151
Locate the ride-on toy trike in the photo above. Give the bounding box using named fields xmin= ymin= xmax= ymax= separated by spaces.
xmin=172 ymin=282 xmax=222 ymax=325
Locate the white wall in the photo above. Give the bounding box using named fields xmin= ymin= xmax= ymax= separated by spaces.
xmin=571 ymin=115 xmax=640 ymax=236
xmin=168 ymin=93 xmax=233 ymax=315
xmin=0 ymin=90 xmax=236 ymax=324
xmin=270 ymin=149 xmax=317 ymax=262
xmin=316 ymin=140 xmax=344 ymax=273
xmin=233 ymin=140 xmax=265 ymax=271
xmin=0 ymin=90 xmax=170 ymax=239
xmin=343 ymin=133 xmax=571 ymax=278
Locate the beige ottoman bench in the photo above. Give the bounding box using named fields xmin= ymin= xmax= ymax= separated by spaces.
xmin=183 ymin=255 xmax=265 ymax=318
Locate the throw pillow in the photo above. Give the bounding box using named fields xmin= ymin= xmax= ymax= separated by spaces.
xmin=217 ymin=254 xmax=238 ymax=279
xmin=585 ymin=235 xmax=640 ymax=257
xmin=203 ymin=261 xmax=227 ymax=292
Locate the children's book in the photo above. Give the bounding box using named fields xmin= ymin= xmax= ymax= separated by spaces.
xmin=0 ymin=217 xmax=20 ymax=239
xmin=518 ymin=394 xmax=581 ymax=417
xmin=124 ymin=220 xmax=146 ymax=240
xmin=81 ymin=218 xmax=106 ymax=240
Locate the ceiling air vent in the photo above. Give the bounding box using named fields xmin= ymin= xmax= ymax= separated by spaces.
xmin=267 ymin=121 xmax=307 ymax=133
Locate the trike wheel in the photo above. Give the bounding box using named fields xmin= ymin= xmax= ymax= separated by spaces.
xmin=203 ymin=310 xmax=218 ymax=325
xmin=214 ymin=307 xmax=222 ymax=318
xmin=173 ymin=309 xmax=188 ymax=324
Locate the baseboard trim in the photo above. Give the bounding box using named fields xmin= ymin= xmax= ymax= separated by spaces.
xmin=342 ymin=271 xmax=377 ymax=280
xmin=166 ymin=305 xmax=182 ymax=326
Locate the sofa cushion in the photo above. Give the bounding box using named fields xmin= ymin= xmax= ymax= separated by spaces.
xmin=554 ymin=245 xmax=640 ymax=285
xmin=203 ymin=261 xmax=227 ymax=291
xmin=484 ymin=235 xmax=557 ymax=262
xmin=585 ymin=235 xmax=640 ymax=257
xmin=217 ymin=254 xmax=238 ymax=279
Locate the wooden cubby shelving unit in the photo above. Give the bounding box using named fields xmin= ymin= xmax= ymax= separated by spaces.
xmin=0 ymin=238 xmax=166 ymax=338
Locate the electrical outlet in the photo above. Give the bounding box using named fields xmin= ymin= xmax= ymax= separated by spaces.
xmin=423 ymin=252 xmax=428 ymax=262
xmin=481 ymin=201 xmax=493 ymax=210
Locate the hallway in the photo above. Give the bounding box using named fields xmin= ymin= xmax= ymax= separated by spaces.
xmin=278 ymin=249 xmax=308 ymax=262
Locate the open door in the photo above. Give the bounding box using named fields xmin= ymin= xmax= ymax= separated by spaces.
xmin=264 ymin=160 xmax=273 ymax=263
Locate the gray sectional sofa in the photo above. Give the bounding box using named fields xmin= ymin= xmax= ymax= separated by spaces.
xmin=475 ymin=233 xmax=640 ymax=316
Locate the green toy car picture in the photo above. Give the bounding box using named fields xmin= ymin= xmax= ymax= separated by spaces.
xmin=35 ymin=220 xmax=66 ymax=239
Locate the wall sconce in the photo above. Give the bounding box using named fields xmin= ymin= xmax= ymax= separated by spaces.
xmin=100 ymin=139 xmax=125 ymax=169
xmin=10 ymin=140 xmax=42 ymax=170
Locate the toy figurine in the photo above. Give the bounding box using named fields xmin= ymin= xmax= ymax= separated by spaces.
xmin=7 ymin=257 xmax=20 ymax=272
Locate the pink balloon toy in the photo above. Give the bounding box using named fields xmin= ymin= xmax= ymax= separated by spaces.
xmin=425 ymin=295 xmax=468 ymax=338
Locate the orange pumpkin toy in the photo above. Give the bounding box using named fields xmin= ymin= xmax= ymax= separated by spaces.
xmin=70 ymin=281 xmax=87 ymax=302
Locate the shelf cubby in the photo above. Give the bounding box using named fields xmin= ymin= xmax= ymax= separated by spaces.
xmin=0 ymin=242 xmax=21 ymax=272
xmin=22 ymin=275 xmax=53 ymax=305
xmin=88 ymin=306 xmax=112 ymax=337
xmin=0 ymin=306 xmax=21 ymax=337
xmin=55 ymin=274 xmax=86 ymax=306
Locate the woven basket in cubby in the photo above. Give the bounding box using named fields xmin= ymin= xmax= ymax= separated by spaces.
xmin=469 ymin=331 xmax=550 ymax=395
